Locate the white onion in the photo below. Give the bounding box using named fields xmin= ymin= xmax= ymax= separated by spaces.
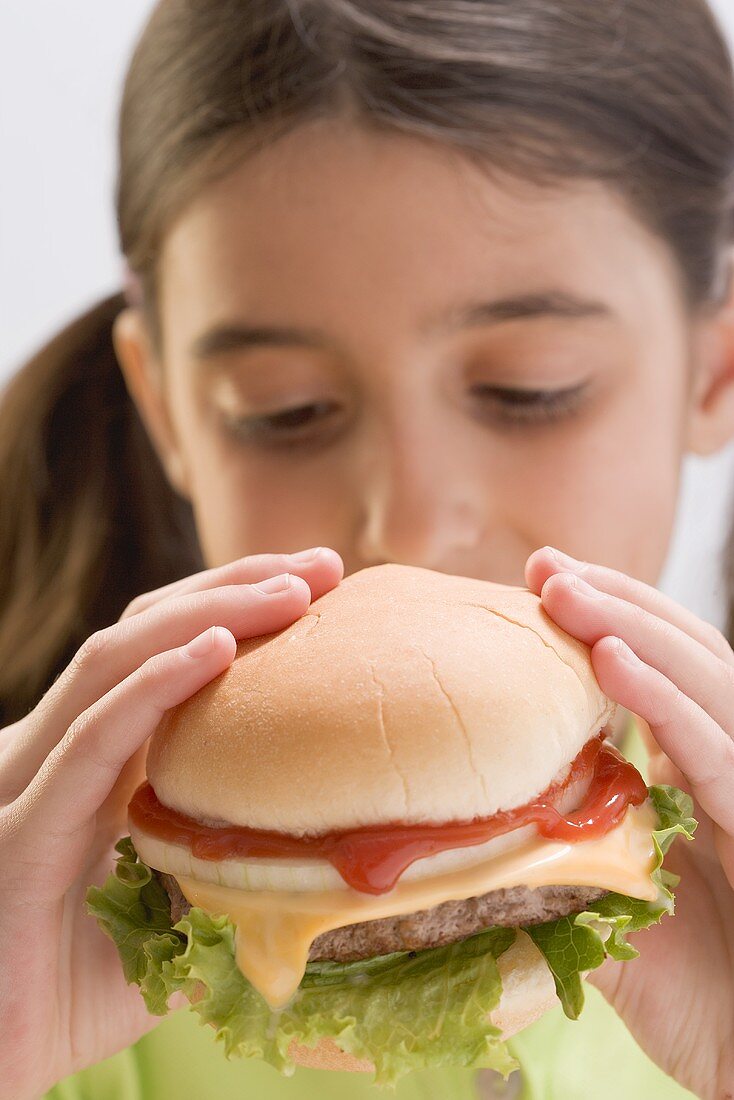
xmin=130 ymin=763 xmax=594 ymax=893
xmin=130 ymin=823 xmax=344 ymax=891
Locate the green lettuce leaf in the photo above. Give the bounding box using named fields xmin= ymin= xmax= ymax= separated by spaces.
xmin=85 ymin=836 xmax=185 ymax=985
xmin=527 ymin=785 xmax=697 ymax=1018
xmin=86 ymin=785 xmax=695 ymax=1086
xmin=87 ymin=838 xmax=516 ymax=1085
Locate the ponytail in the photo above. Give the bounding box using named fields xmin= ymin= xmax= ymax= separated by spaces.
xmin=0 ymin=295 xmax=202 ymax=726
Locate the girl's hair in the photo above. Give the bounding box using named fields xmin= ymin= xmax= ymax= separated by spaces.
xmin=2 ymin=0 xmax=734 ymax=723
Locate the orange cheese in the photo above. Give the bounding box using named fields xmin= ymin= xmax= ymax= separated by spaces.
xmin=175 ymin=801 xmax=659 ymax=1009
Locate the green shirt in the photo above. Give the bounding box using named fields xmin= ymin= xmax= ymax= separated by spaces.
xmin=47 ymin=723 xmax=695 ymax=1100
xmin=46 ymin=986 xmax=695 ymax=1100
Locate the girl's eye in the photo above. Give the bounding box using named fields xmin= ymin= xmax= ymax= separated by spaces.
xmin=469 ymin=381 xmax=588 ymax=426
xmin=220 ymin=399 xmax=345 ymax=447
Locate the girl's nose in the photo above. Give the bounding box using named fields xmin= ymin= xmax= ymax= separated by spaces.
xmin=354 ymin=430 xmax=487 ymax=571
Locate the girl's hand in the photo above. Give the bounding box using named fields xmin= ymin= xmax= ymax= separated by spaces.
xmin=0 ymin=548 xmax=343 ymax=1100
xmin=526 ymin=547 xmax=734 ymax=1100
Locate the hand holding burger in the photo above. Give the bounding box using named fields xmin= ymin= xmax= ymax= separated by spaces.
xmin=0 ymin=548 xmax=343 ymax=1100
xmin=88 ymin=563 xmax=695 ymax=1086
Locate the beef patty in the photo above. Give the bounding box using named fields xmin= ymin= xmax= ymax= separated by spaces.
xmin=156 ymin=870 xmax=605 ymax=962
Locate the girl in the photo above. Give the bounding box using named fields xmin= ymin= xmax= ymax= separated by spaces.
xmin=1 ymin=1 xmax=734 ymax=1097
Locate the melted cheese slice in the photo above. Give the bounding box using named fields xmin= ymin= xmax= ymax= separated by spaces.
xmin=175 ymin=801 xmax=659 ymax=1009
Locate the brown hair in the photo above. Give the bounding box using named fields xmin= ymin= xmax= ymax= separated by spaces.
xmin=2 ymin=0 xmax=734 ymax=723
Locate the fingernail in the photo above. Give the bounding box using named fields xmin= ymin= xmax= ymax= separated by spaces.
xmin=290 ymin=547 xmax=323 ymax=563
xmin=548 ymin=547 xmax=586 ymax=571
xmin=566 ymin=574 xmax=605 ymax=599
xmin=185 ymin=626 xmax=218 ymax=657
xmin=610 ymin=636 xmax=641 ymax=665
xmin=255 ymin=572 xmax=292 ymax=594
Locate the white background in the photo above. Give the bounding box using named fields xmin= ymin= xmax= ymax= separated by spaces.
xmin=2 ymin=0 xmax=734 ymax=627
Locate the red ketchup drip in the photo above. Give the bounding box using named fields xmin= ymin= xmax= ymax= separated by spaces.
xmin=129 ymin=736 xmax=647 ymax=896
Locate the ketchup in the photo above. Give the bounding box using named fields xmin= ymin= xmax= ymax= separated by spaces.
xmin=129 ymin=736 xmax=647 ymax=895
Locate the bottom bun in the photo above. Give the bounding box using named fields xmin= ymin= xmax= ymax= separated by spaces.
xmin=286 ymin=930 xmax=557 ymax=1073
xmin=188 ymin=931 xmax=558 ymax=1075
xmin=287 ymin=1038 xmax=375 ymax=1073
xmin=488 ymin=928 xmax=559 ymax=1037
xmin=187 ymin=931 xmax=556 ymax=1074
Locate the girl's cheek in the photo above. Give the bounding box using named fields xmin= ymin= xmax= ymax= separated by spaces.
xmin=190 ymin=444 xmax=356 ymax=568
xmin=499 ymin=397 xmax=682 ymax=585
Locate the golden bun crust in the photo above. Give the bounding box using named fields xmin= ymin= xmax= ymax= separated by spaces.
xmin=146 ymin=564 xmax=613 ymax=833
xmin=287 ymin=1039 xmax=374 ymax=1074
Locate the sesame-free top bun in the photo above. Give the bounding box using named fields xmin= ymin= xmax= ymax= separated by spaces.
xmin=145 ymin=564 xmax=614 ymax=834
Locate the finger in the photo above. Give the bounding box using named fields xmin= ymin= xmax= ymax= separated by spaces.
xmin=526 ymin=546 xmax=733 ymax=665
xmin=0 ymin=575 xmax=312 ymax=803
xmin=0 ymin=719 xmax=25 ymax=757
xmin=537 ymin=571 xmax=734 ymax=733
xmin=3 ymin=626 xmax=238 ymax=898
xmin=591 ymin=635 xmax=734 ymax=835
xmin=120 ymin=546 xmax=343 ymax=619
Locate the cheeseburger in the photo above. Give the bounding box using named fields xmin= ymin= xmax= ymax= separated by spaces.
xmin=87 ymin=564 xmax=695 ymax=1084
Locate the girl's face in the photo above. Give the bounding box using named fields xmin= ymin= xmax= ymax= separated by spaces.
xmin=120 ymin=119 xmax=733 ymax=586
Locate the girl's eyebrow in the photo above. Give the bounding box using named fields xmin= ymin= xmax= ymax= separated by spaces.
xmin=429 ymin=292 xmax=613 ymax=334
xmin=191 ymin=325 xmax=330 ymax=361
xmin=189 ymin=291 xmax=613 ymax=363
